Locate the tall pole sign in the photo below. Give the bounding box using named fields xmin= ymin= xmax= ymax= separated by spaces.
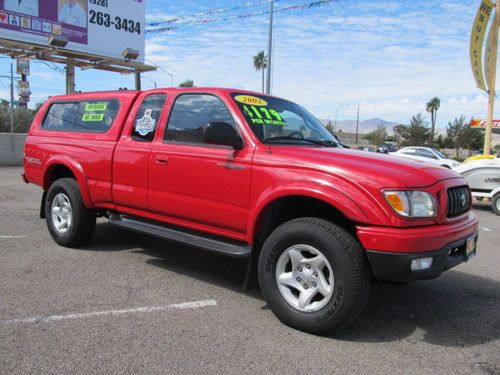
xmin=470 ymin=0 xmax=499 ymax=155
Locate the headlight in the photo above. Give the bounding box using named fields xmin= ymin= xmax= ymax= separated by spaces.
xmin=383 ymin=191 xmax=437 ymax=217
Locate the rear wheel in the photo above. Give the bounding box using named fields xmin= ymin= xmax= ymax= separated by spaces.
xmin=45 ymin=178 xmax=96 ymax=247
xmin=492 ymin=194 xmax=500 ymax=216
xmin=258 ymin=217 xmax=371 ymax=334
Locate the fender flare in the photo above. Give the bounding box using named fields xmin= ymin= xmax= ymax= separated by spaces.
xmin=43 ymin=155 xmax=94 ymax=208
xmin=246 ymin=182 xmax=369 ymax=243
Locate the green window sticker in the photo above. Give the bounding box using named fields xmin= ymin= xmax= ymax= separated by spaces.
xmin=85 ymin=103 xmax=107 ymax=111
xmin=82 ymin=113 xmax=105 ymax=122
xmin=243 ymin=105 xmax=287 ymax=126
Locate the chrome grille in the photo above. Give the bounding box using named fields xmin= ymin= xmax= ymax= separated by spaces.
xmin=447 ymin=186 xmax=471 ymax=218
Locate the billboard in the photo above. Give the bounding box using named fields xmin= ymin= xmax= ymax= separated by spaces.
xmin=0 ymin=0 xmax=145 ymax=62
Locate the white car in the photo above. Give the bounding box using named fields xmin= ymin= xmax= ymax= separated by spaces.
xmin=389 ymin=147 xmax=460 ymax=169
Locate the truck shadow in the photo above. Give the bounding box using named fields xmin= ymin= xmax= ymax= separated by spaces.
xmin=84 ymin=223 xmax=499 ymax=347
xmin=332 ymin=272 xmax=500 ymax=347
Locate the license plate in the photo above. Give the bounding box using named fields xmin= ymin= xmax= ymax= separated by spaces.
xmin=465 ymin=236 xmax=477 ymax=260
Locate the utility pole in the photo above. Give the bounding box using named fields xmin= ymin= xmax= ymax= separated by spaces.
xmin=265 ymin=0 xmax=274 ymax=94
xmin=9 ymin=63 xmax=14 ymax=135
xmin=66 ymin=58 xmax=75 ymax=94
xmin=355 ymin=105 xmax=360 ymax=144
xmin=135 ymin=71 xmax=141 ymax=90
xmin=484 ymin=0 xmax=500 ymax=155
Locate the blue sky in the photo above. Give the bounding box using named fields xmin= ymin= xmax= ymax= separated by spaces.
xmin=0 ymin=0 xmax=496 ymax=127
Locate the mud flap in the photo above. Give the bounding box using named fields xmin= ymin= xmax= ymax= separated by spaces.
xmin=40 ymin=191 xmax=47 ymax=219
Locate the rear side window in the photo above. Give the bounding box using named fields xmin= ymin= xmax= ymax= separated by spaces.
xmin=42 ymin=99 xmax=120 ymax=133
xmin=165 ymin=94 xmax=236 ymax=145
xmin=132 ymin=94 xmax=167 ymax=142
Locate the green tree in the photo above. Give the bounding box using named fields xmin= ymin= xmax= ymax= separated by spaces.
xmin=426 ymin=97 xmax=441 ymax=142
xmin=393 ymin=124 xmax=406 ymax=146
xmin=363 ymin=125 xmax=387 ymax=146
xmin=445 ymin=116 xmax=467 ymax=157
xmin=179 ymin=80 xmax=194 ymax=87
xmin=461 ymin=126 xmax=484 ymax=155
xmin=253 ymin=51 xmax=268 ymax=93
xmin=397 ymin=113 xmax=432 ymax=147
xmin=434 ymin=133 xmax=446 ymax=149
xmin=0 ymin=105 xmax=36 ymax=133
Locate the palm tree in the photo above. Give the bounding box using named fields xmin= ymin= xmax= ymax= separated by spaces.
xmin=253 ymin=51 xmax=268 ymax=93
xmin=426 ymin=97 xmax=441 ymax=141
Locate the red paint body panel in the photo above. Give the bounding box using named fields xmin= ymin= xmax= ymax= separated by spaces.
xmin=23 ymin=87 xmax=478 ymax=256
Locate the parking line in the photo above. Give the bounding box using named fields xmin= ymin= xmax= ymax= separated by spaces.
xmin=2 ymin=299 xmax=217 ymax=325
xmin=0 ymin=235 xmax=28 ymax=239
xmin=483 ymin=228 xmax=491 ymax=232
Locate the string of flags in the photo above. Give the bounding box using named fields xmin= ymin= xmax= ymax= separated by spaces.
xmin=146 ymin=0 xmax=278 ymax=27
xmin=146 ymin=0 xmax=336 ymax=34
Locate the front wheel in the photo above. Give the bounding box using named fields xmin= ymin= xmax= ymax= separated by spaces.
xmin=45 ymin=178 xmax=96 ymax=247
xmin=492 ymin=194 xmax=500 ymax=216
xmin=258 ymin=217 xmax=371 ymax=334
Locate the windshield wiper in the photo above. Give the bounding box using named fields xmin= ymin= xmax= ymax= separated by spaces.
xmin=264 ymin=136 xmax=338 ymax=147
xmin=305 ymin=139 xmax=339 ymax=147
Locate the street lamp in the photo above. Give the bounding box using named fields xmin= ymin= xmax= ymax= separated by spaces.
xmin=145 ymin=59 xmax=174 ymax=87
xmin=143 ymin=76 xmax=157 ymax=89
xmin=334 ymin=104 xmax=347 ymax=132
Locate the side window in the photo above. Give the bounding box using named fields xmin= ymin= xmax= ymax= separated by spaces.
xmin=401 ymin=148 xmax=416 ymax=155
xmin=132 ymin=94 xmax=167 ymax=142
xmin=42 ymin=100 xmax=119 ymax=133
xmin=165 ymin=94 xmax=236 ymax=145
xmin=417 ymin=149 xmax=436 ymax=159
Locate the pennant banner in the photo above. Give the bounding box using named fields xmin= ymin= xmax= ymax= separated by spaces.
xmin=146 ymin=0 xmax=336 ymax=34
xmin=147 ymin=0 xmax=276 ymax=27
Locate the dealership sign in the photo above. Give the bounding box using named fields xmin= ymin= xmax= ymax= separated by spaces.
xmin=470 ymin=119 xmax=500 ymax=128
xmin=0 ymin=0 xmax=145 ymax=62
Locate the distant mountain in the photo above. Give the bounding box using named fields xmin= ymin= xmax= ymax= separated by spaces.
xmin=320 ymin=118 xmax=399 ymax=134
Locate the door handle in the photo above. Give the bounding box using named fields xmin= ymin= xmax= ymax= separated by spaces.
xmin=155 ymin=156 xmax=169 ymax=165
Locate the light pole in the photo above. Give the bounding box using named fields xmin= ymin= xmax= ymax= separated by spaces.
xmin=145 ymin=59 xmax=174 ymax=87
xmin=265 ymin=0 xmax=274 ymax=94
xmin=143 ymin=76 xmax=157 ymax=89
xmin=355 ymin=104 xmax=360 ymax=144
xmin=334 ymin=104 xmax=347 ymax=132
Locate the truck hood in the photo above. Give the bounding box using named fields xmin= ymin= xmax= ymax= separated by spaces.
xmin=266 ymin=146 xmax=462 ymax=188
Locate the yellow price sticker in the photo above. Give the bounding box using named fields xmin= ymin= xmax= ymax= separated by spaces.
xmin=234 ymin=95 xmax=268 ymax=107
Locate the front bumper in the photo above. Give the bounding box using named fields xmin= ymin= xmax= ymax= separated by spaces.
xmin=366 ymin=234 xmax=478 ymax=282
xmin=356 ymin=212 xmax=478 ymax=253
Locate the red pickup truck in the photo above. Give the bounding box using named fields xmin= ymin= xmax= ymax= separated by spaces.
xmin=23 ymin=88 xmax=478 ymax=333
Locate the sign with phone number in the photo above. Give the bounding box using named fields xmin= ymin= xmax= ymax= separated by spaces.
xmin=86 ymin=0 xmax=145 ymax=60
xmin=0 ymin=0 xmax=145 ymax=63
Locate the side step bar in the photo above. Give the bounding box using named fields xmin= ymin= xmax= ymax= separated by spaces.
xmin=109 ymin=213 xmax=251 ymax=258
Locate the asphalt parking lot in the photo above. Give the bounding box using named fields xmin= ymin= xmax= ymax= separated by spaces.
xmin=0 ymin=166 xmax=499 ymax=375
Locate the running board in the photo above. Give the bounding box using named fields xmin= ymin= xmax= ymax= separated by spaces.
xmin=109 ymin=213 xmax=251 ymax=258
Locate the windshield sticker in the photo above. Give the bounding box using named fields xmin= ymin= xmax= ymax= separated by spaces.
xmin=235 ymin=95 xmax=268 ymax=107
xmin=85 ymin=103 xmax=107 ymax=111
xmin=242 ymin=104 xmax=287 ymax=126
xmin=82 ymin=113 xmax=105 ymax=122
xmin=135 ymin=109 xmax=156 ymax=136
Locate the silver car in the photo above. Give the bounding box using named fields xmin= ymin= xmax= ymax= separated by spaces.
xmin=389 ymin=147 xmax=460 ymax=169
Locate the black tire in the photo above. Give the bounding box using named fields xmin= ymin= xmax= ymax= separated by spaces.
xmin=45 ymin=178 xmax=96 ymax=247
xmin=492 ymin=194 xmax=500 ymax=216
xmin=258 ymin=217 xmax=371 ymax=334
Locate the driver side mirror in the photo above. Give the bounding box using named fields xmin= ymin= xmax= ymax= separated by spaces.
xmin=204 ymin=122 xmax=244 ymax=150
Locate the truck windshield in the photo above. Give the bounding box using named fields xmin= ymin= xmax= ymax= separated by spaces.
xmin=231 ymin=93 xmax=340 ymax=146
